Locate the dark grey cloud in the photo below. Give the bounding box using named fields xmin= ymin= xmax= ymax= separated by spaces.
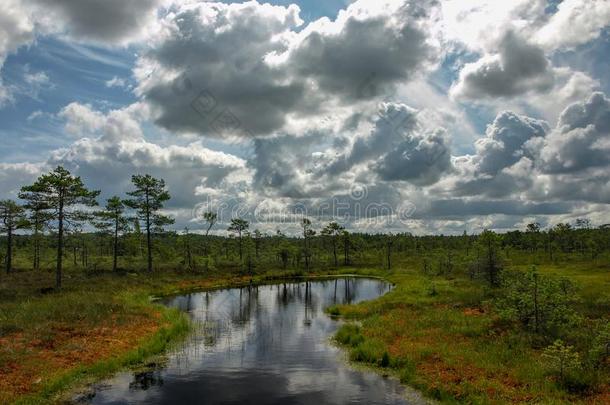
xmin=447 ymin=92 xmax=610 ymax=205
xmin=527 ymin=170 xmax=610 ymax=204
xmin=135 ymin=0 xmax=436 ymax=139
xmin=250 ymin=132 xmax=330 ymax=198
xmin=375 ymin=128 xmax=451 ymax=185
xmin=325 ymin=104 xmax=418 ymax=175
xmin=3 ymin=0 xmax=610 ymax=234
xmin=451 ymin=31 xmax=555 ymax=99
xmin=448 ymin=110 xmax=548 ymax=198
xmin=448 ymin=156 xmax=535 ymax=199
xmin=288 ymin=11 xmax=433 ymax=102
xmin=137 ymin=2 xmax=312 ymax=137
xmin=421 ymin=199 xmax=573 ymax=218
xmin=323 ymin=103 xmax=452 ymax=186
xmin=26 ymin=0 xmax=162 ymax=44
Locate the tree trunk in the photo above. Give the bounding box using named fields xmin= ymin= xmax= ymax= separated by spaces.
xmin=184 ymin=233 xmax=192 ymax=269
xmin=56 ymin=197 xmax=64 ymax=289
xmin=81 ymin=239 xmax=86 ymax=267
xmin=33 ymin=218 xmax=40 ymax=271
xmin=5 ymin=226 xmax=12 ymax=274
xmin=333 ymin=238 xmax=337 ymax=267
xmin=146 ymin=192 xmax=152 ymax=272
xmin=487 ymin=238 xmax=493 ymax=285
xmin=187 ymin=243 xmax=192 ymax=268
xmin=113 ymin=215 xmax=118 ymax=272
xmin=238 ymin=231 xmax=243 ymax=262
xmin=204 ymin=225 xmax=212 ymax=257
xmin=533 ymin=272 xmax=539 ymax=334
xmin=304 ymin=237 xmax=309 ymax=271
xmin=387 ymin=242 xmax=391 ymax=270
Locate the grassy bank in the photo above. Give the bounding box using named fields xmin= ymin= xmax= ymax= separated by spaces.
xmin=13 ymin=308 xmax=189 ymax=405
xmin=1 ymin=260 xmax=608 ymax=404
xmin=329 ymin=263 xmax=610 ymax=404
xmin=0 ymin=268 xmax=317 ymax=404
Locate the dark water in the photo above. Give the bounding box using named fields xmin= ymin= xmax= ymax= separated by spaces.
xmin=85 ymin=278 xmax=425 ymax=405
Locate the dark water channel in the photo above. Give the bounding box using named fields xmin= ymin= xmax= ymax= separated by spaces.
xmin=84 ymin=277 xmax=427 ymax=404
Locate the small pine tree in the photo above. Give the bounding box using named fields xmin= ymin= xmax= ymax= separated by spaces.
xmin=542 ymin=340 xmax=581 ymax=381
xmin=473 ymin=230 xmax=503 ymax=286
xmin=321 ymin=221 xmax=344 ymax=267
xmin=94 ymin=196 xmax=128 ymax=272
xmin=227 ymin=218 xmax=249 ymax=262
xmin=496 ymin=266 xmax=581 ymax=336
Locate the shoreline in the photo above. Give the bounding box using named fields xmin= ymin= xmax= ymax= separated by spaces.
xmin=2 ymin=265 xmax=608 ymax=404
xmin=3 ymin=270 xmax=389 ymax=404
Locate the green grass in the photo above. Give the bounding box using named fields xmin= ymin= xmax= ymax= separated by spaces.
xmin=0 ymin=268 xmax=280 ymax=403
xmin=0 ymin=266 xmax=381 ymax=403
xmin=518 ymin=261 xmax=610 ymax=317
xmin=330 ymin=261 xmax=610 ymax=404
xmin=1 ymin=253 xmax=608 ymax=404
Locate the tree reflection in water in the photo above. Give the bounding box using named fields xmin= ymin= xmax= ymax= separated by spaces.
xmin=88 ymin=278 xmax=423 ymax=405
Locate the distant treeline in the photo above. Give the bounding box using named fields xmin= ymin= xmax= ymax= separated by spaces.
xmin=1 ymin=166 xmax=610 ymax=288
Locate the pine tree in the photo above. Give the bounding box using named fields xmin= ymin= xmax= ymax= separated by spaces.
xmin=18 ymin=189 xmax=52 ymax=270
xmin=20 ymin=166 xmax=99 ymax=288
xmin=124 ymin=174 xmax=173 ymax=272
xmin=0 ymin=200 xmax=27 ymax=273
xmin=228 ymin=218 xmax=249 ymax=262
xmin=94 ymin=196 xmax=128 ymax=272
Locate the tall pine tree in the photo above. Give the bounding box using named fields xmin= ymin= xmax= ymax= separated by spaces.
xmin=20 ymin=166 xmax=99 ymax=288
xmin=124 ymin=174 xmax=173 ymax=272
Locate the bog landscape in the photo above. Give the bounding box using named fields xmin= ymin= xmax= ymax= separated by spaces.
xmin=0 ymin=1 xmax=609 ymax=404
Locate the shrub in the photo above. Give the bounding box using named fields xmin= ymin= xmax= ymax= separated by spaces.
xmin=587 ymin=320 xmax=610 ymax=370
xmin=472 ymin=230 xmax=503 ymax=287
xmin=326 ymin=305 xmax=341 ymax=317
xmin=380 ymin=351 xmax=390 ymax=367
xmin=350 ymin=340 xmax=385 ymax=365
xmin=398 ymin=359 xmax=417 ymax=383
xmin=495 ymin=266 xmax=581 ymax=337
xmin=335 ymin=324 xmax=364 ymax=347
xmin=424 ymin=280 xmax=438 ymax=296
xmin=542 ymin=340 xmax=581 ymax=382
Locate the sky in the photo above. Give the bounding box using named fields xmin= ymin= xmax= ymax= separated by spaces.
xmin=0 ymin=0 xmax=609 ymax=235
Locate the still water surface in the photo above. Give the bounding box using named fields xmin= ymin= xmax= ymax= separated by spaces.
xmin=87 ymin=278 xmax=424 ymax=404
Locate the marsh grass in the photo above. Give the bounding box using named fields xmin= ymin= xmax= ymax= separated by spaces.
xmin=0 ymin=269 xmax=247 ymax=403
xmin=0 ymin=267 xmax=366 ymax=403
xmin=1 ymin=254 xmax=608 ymax=404
xmin=331 ymin=263 xmax=609 ymax=404
xmin=13 ymin=308 xmax=189 ymax=405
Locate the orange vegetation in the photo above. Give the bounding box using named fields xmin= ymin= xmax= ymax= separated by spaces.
xmin=362 ymin=307 xmax=542 ymax=403
xmin=0 ymin=313 xmax=161 ymax=403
